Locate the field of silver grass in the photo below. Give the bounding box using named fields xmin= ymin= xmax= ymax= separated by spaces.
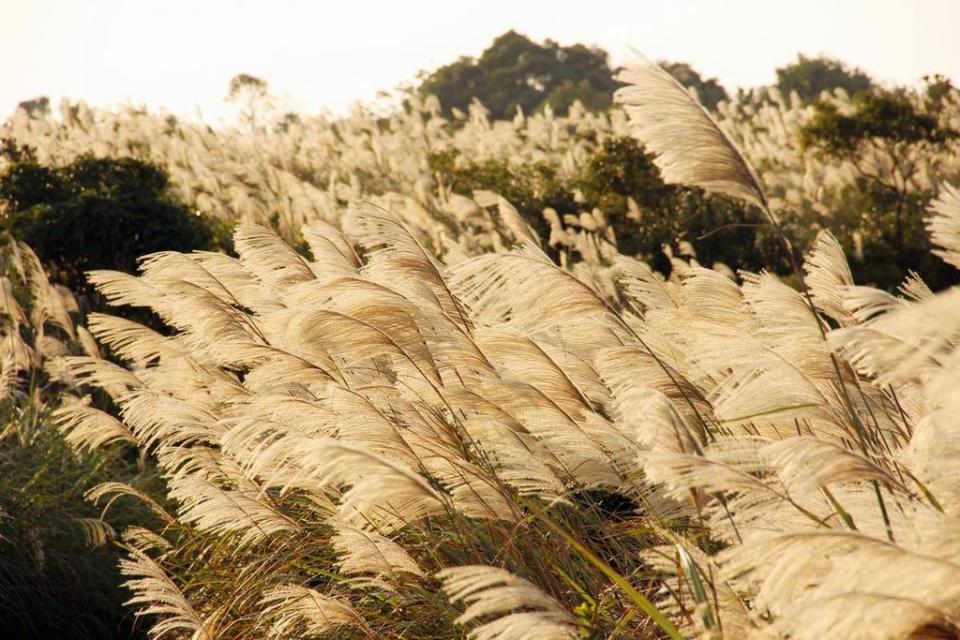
xmin=3 ymin=57 xmax=960 ymax=639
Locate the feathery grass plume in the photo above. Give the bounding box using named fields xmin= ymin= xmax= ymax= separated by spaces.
xmin=119 ymin=389 xmax=224 ymax=449
xmin=249 ymin=435 xmax=447 ymax=532
xmin=474 ymin=191 xmax=544 ymax=250
xmin=18 ymin=241 xmax=77 ymax=340
xmin=615 ymin=54 xmax=768 ymax=214
xmin=86 ymin=313 xmax=177 ymax=366
xmin=301 ymin=219 xmax=363 ymax=276
xmin=54 ymin=397 xmax=136 ymax=451
xmin=345 ymin=201 xmax=473 ymax=331
xmin=13 ymin=69 xmax=960 ymax=640
xmin=832 ymin=286 xmax=960 ymax=385
xmin=804 ymin=231 xmax=857 ymax=326
xmin=761 ymin=436 xmax=904 ymax=492
xmin=928 ymin=183 xmax=960 ymax=268
xmin=330 ymin=523 xmax=425 ymax=584
xmin=86 ymin=269 xmax=165 ymax=310
xmin=259 ymin=585 xmax=370 ymax=638
xmin=437 ymin=565 xmax=579 ymax=640
xmin=86 ymin=481 xmax=175 ymax=524
xmin=138 ymin=251 xmax=242 ymax=305
xmin=168 ymin=477 xmax=299 ymax=546
xmin=233 ymin=222 xmax=318 ymax=286
xmin=719 ymin=530 xmax=960 ymax=638
xmin=122 ymin=526 xmax=173 ymax=552
xmin=120 ymin=548 xmax=212 ymax=640
xmin=75 ymin=517 xmax=117 ymax=548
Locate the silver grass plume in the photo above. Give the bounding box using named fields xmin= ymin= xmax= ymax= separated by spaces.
xmin=120 ymin=548 xmax=212 ymax=640
xmin=615 ymin=54 xmax=770 ymax=217
xmin=437 ymin=565 xmax=579 ymax=640
xmin=928 ymin=183 xmax=960 ymax=268
xmin=259 ymin=585 xmax=370 ymax=638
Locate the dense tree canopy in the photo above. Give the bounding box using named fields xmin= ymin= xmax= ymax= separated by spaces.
xmin=418 ymin=31 xmax=733 ymax=118
xmin=775 ymin=54 xmax=874 ymax=102
xmin=0 ymin=146 xmax=226 ymax=293
xmin=417 ymin=30 xmax=620 ymax=119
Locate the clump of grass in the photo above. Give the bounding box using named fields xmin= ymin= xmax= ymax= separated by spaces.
xmin=0 ymin=239 xmax=158 ymax=640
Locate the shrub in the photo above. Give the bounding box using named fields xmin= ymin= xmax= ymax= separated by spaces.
xmin=430 ymin=137 xmax=779 ymax=275
xmin=575 ymin=136 xmax=778 ymax=273
xmin=0 ymin=148 xmax=225 ymax=294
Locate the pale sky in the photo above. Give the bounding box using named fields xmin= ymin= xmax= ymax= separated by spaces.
xmin=2 ymin=0 xmax=957 ymax=123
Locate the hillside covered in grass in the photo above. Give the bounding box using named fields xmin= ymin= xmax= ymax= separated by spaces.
xmin=2 ymin=37 xmax=960 ymax=640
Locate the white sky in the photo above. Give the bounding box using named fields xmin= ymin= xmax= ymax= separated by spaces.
xmin=3 ymin=0 xmax=957 ymax=123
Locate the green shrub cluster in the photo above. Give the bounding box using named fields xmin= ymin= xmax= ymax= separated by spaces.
xmin=430 ymin=136 xmax=781 ymax=276
xmin=0 ymin=142 xmax=231 ymax=296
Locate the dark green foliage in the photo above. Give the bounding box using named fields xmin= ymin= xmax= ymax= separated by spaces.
xmin=227 ymin=73 xmax=268 ymax=101
xmin=0 ymin=149 xmax=224 ymax=293
xmin=800 ymin=91 xmax=959 ymax=290
xmin=659 ymin=62 xmax=729 ymax=111
xmin=427 ymin=148 xmax=577 ymax=247
xmin=576 ymin=137 xmax=775 ymax=274
xmin=417 ymin=31 xmax=733 ymax=120
xmin=801 ymin=91 xmax=953 ymax=154
xmin=847 ymin=183 xmax=954 ymax=289
xmin=16 ymin=96 xmax=51 ymax=118
xmin=923 ymin=73 xmax=955 ymax=107
xmin=775 ymin=54 xmax=874 ymax=102
xmin=0 ymin=429 xmax=154 ymax=640
xmin=418 ymin=30 xmax=620 ymax=119
xmin=430 ymin=137 xmax=776 ymax=276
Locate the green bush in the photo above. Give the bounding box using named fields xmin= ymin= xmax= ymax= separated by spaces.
xmin=427 ymin=148 xmax=577 ymax=250
xmin=575 ymin=136 xmax=777 ymax=274
xmin=430 ymin=137 xmax=778 ymax=276
xmin=0 ymin=427 xmax=156 ymax=640
xmin=800 ymin=91 xmax=959 ymax=290
xmin=0 ymin=146 xmax=226 ymax=294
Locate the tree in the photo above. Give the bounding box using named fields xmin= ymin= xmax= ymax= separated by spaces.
xmin=800 ymin=91 xmax=958 ymax=289
xmin=226 ymin=73 xmax=274 ymax=131
xmin=417 ymin=31 xmax=620 ymax=119
xmin=16 ymin=96 xmax=51 ymax=118
xmin=575 ymin=137 xmax=773 ymax=274
xmin=429 ymin=137 xmax=775 ymax=275
xmin=659 ymin=62 xmax=729 ymax=111
xmin=0 ymin=146 xmax=225 ymax=294
xmin=775 ymin=54 xmax=873 ymax=102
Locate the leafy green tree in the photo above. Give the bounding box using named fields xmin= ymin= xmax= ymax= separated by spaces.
xmin=0 ymin=146 xmax=227 ymax=294
xmin=922 ymin=73 xmax=955 ymax=112
xmin=659 ymin=62 xmax=729 ymax=111
xmin=776 ymin=54 xmax=873 ymax=102
xmin=427 ymin=149 xmax=576 ymax=247
xmin=430 ymin=137 xmax=777 ymax=275
xmin=418 ymin=31 xmax=620 ymax=119
xmin=576 ymin=137 xmax=775 ymax=274
xmin=227 ymin=73 xmax=274 ymax=131
xmin=418 ymin=32 xmax=735 ymax=118
xmin=800 ymin=90 xmax=959 ymax=289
